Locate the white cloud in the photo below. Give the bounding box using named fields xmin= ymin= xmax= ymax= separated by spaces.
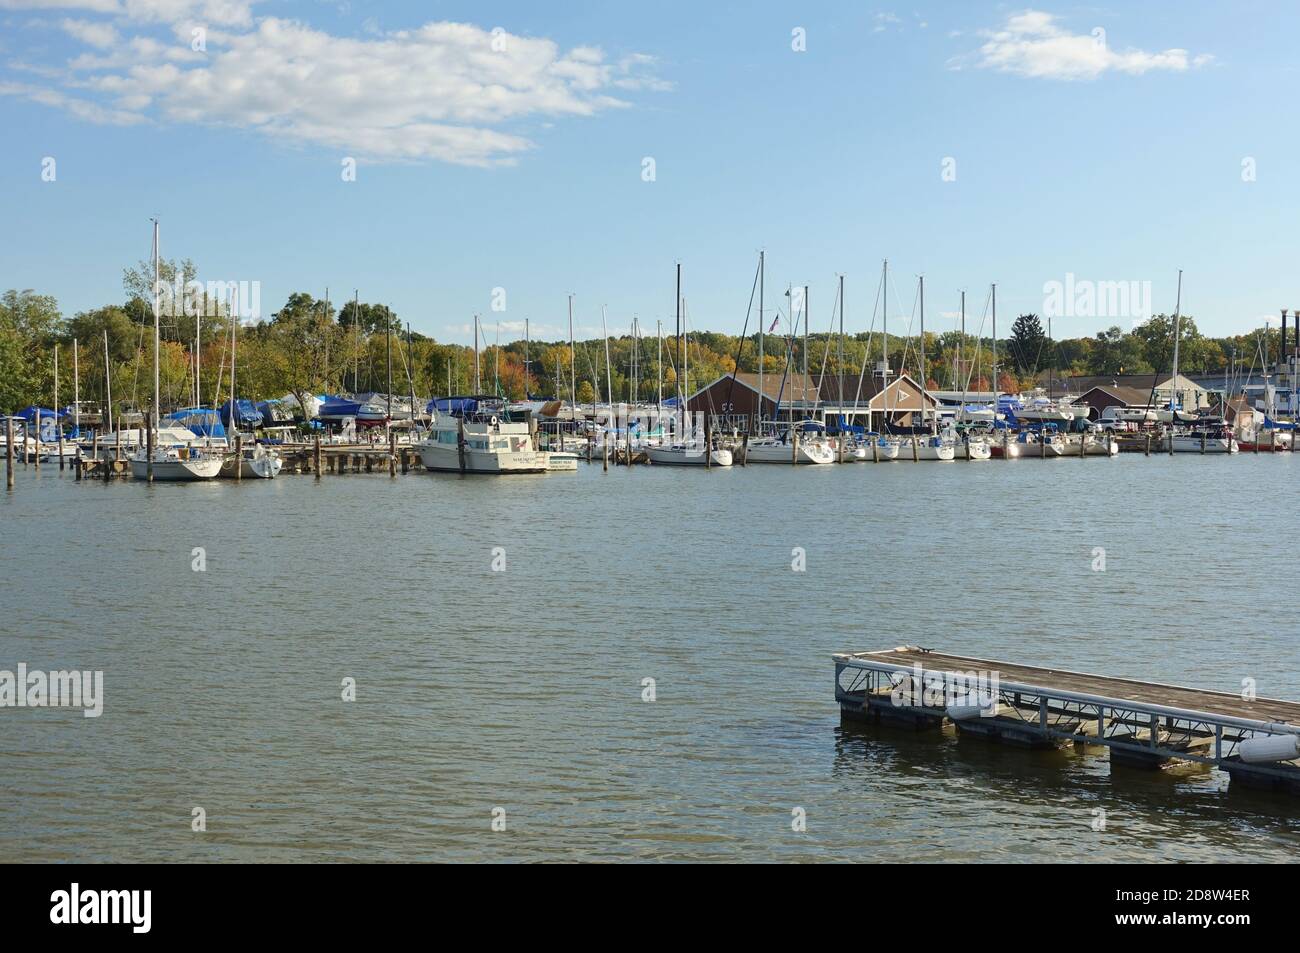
xmin=956 ymin=10 xmax=1213 ymax=80
xmin=0 ymin=78 xmax=145 ymax=123
xmin=0 ymin=0 xmax=256 ymax=26
xmin=60 ymin=16 xmax=118 ymax=46
xmin=0 ymin=14 xmax=667 ymax=165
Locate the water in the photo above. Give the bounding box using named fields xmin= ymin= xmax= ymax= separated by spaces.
xmin=2 ymin=454 xmax=1298 ymax=862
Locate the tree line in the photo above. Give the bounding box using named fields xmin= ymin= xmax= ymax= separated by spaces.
xmin=1 ymin=269 xmax=1284 ymax=415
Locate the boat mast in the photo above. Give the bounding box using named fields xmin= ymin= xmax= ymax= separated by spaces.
xmin=1170 ymin=269 xmax=1184 ymax=415
xmin=803 ymin=284 xmax=810 ymax=416
xmin=675 ymin=264 xmax=682 ymax=435
xmin=920 ymin=275 xmax=932 ymax=434
xmin=151 ymin=219 xmax=160 ymax=439
xmin=72 ymin=338 xmax=79 ymax=435
xmin=524 ymin=318 xmax=531 ymax=396
xmin=991 ymin=282 xmax=998 ymax=415
xmin=386 ymin=305 xmax=393 ymax=425
xmin=960 ymin=290 xmax=968 ymax=419
xmin=407 ymin=322 xmax=416 ymax=428
xmin=568 ymin=295 xmax=576 ymax=415
xmin=230 ymin=286 xmax=238 ymax=433
xmin=758 ymin=251 xmax=764 ymax=433
xmin=473 ymin=314 xmax=480 ymax=393
xmin=602 ymin=305 xmax=613 ymax=438
xmin=656 ymin=319 xmax=663 ymax=413
xmin=353 ymin=289 xmax=359 ymax=393
xmin=838 ymin=274 xmax=845 ymax=430
xmin=103 ymin=329 xmax=112 ymax=429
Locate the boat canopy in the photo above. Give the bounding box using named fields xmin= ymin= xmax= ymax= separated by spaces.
xmin=1263 ymin=416 xmax=1295 ymax=431
xmin=428 ymin=397 xmax=481 ymax=415
xmin=220 ymin=399 xmax=264 ymax=428
xmin=166 ymin=408 xmax=227 ymax=439
xmin=11 ymin=406 xmax=66 ymax=421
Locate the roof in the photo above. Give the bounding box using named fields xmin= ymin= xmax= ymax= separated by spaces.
xmin=817 ymin=372 xmax=936 ymax=409
xmin=1071 ymin=384 xmax=1156 ymax=407
xmin=689 ymin=372 xmax=821 ymax=405
xmin=1062 ymin=373 xmax=1206 ymax=393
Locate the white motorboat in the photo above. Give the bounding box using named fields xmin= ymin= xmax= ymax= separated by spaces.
xmin=547 ymin=451 xmax=580 ymax=471
xmin=418 ymin=409 xmax=551 ymax=473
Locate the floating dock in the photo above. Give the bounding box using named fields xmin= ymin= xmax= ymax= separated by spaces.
xmin=833 ymin=646 xmax=1300 ymax=793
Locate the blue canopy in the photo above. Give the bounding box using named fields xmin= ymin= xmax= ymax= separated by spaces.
xmin=428 ymin=397 xmax=479 ymax=415
xmin=12 ymin=406 xmax=66 ymax=421
xmin=165 ymin=408 xmax=227 ymax=439
xmin=1264 ymin=416 xmax=1295 ymax=431
xmin=220 ymin=399 xmax=264 ymax=428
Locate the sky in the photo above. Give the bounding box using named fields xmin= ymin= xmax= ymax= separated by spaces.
xmin=1 ymin=1 xmax=1298 ymax=345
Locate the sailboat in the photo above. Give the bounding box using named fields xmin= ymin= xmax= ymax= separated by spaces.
xmin=645 ymin=264 xmax=733 ymax=466
xmin=129 ymin=220 xmax=223 ymax=482
xmin=1161 ymin=271 xmax=1238 ymax=454
xmin=219 ymin=287 xmax=282 ymax=478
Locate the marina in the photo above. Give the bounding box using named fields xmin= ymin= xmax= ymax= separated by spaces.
xmin=4 ymin=452 xmax=1298 ymax=863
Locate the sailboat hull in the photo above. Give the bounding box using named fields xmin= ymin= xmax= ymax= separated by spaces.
xmin=645 ymin=446 xmax=733 ymax=467
xmin=743 ymin=441 xmax=835 ymax=464
xmin=130 ymin=456 xmax=224 ymax=481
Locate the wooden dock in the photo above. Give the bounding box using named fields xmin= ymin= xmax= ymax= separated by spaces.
xmin=834 ymin=646 xmax=1300 ymax=793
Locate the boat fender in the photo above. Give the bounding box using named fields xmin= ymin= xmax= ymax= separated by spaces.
xmin=1238 ymin=733 xmax=1300 ymax=764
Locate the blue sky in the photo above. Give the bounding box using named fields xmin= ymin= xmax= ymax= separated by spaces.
xmin=1 ymin=1 xmax=1297 ymax=344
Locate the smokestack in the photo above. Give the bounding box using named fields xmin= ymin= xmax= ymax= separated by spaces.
xmin=1282 ymin=310 xmax=1289 ymax=373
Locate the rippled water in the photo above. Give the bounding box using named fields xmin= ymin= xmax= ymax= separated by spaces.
xmin=2 ymin=452 xmax=1298 ymax=861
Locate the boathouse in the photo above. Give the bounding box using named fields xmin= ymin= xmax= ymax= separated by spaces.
xmin=1070 ymin=384 xmax=1156 ymax=419
xmin=817 ymin=372 xmax=937 ymax=432
xmin=685 ymin=372 xmax=820 ymax=428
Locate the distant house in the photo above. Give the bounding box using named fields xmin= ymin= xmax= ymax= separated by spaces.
xmin=817 ymin=372 xmax=937 ymax=431
xmin=1070 ymin=384 xmax=1158 ymax=420
xmin=685 ymin=372 xmax=821 ymax=427
xmin=1060 ymin=373 xmax=1210 ymax=411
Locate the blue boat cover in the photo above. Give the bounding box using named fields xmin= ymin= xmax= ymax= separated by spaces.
xmin=165 ymin=408 xmax=227 ymax=438
xmin=220 ymin=399 xmax=264 ymax=428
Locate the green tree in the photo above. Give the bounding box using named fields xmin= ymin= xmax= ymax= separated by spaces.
xmin=1008 ymin=313 xmax=1046 ymax=375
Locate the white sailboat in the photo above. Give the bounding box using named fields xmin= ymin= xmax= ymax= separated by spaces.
xmin=646 ymin=264 xmax=733 ymax=467
xmin=129 ymin=220 xmax=223 ymax=482
xmin=744 ymin=431 xmax=835 ymax=464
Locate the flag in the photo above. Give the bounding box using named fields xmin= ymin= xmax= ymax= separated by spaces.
xmin=768 ymin=315 xmax=780 ymax=333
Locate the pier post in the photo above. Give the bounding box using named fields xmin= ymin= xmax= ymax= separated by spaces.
xmin=235 ymin=434 xmax=242 ymax=482
xmin=1002 ymin=430 xmax=1008 ymax=460
xmin=1079 ymin=433 xmax=1086 ymax=458
xmin=912 ymin=435 xmax=918 ymax=461
xmin=75 ymin=446 xmax=82 ymax=481
xmin=457 ymin=416 xmax=467 ymax=474
xmin=145 ymin=412 xmax=154 ymax=483
xmin=33 ymin=410 xmax=40 ymax=471
xmin=5 ymin=416 xmax=13 ymax=489
xmin=58 ymin=417 xmax=65 ymax=471
xmin=1201 ymin=431 xmax=1206 ymax=454
xmin=872 ymin=438 xmax=879 ymax=463
xmin=389 ymin=431 xmax=397 ymax=478
xmin=1144 ymin=432 xmax=1151 ymax=455
xmin=740 ymin=431 xmax=748 ymax=465
xmin=314 ymin=434 xmax=322 ymax=481
xmin=705 ymin=414 xmax=712 ymax=469
xmin=793 ymin=427 xmax=799 ymax=464
xmin=1168 ymin=428 xmax=1174 ymax=455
